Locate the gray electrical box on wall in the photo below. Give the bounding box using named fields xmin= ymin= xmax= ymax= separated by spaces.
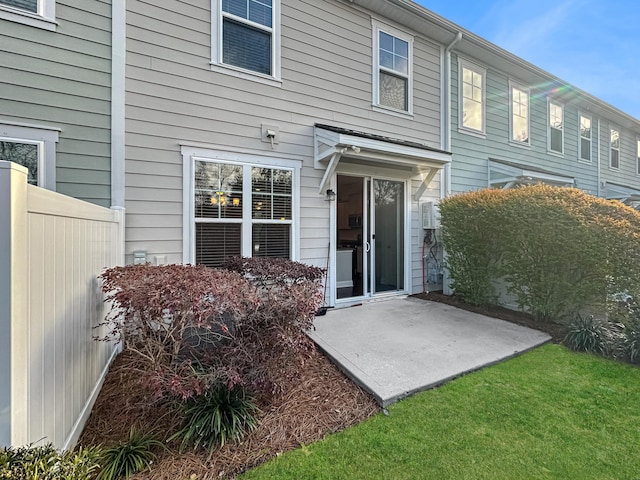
xmin=421 ymin=202 xmax=440 ymax=229
xmin=422 ymin=202 xmax=434 ymax=229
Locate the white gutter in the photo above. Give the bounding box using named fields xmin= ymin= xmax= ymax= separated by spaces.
xmin=111 ymin=0 xmax=126 ymax=208
xmin=441 ymin=31 xmax=462 ymax=198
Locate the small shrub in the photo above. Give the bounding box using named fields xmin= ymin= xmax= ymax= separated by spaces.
xmin=565 ymin=314 xmax=618 ymax=356
xmin=97 ymin=427 xmax=163 ymax=480
xmin=97 ymin=259 xmax=325 ymax=402
xmin=0 ymin=443 xmax=101 ymax=480
xmin=624 ymin=320 xmax=640 ymax=364
xmin=170 ymin=384 xmax=259 ymax=452
xmin=97 ymin=264 xmax=259 ymax=399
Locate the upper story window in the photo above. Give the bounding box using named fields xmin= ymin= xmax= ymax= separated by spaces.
xmin=211 ymin=0 xmax=281 ymax=83
xmin=579 ymin=114 xmax=592 ymax=162
xmin=459 ymin=60 xmax=485 ymax=134
xmin=637 ymin=139 xmax=640 ymax=175
xmin=510 ymin=83 xmax=529 ymax=145
xmin=372 ymin=20 xmax=413 ymax=115
xmin=548 ymin=100 xmax=564 ymax=154
xmin=610 ymin=128 xmax=620 ymax=169
xmin=0 ymin=0 xmax=56 ymax=30
xmin=0 ymin=122 xmax=58 ymax=189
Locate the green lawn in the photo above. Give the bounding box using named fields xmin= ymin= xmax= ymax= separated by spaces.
xmin=240 ymin=344 xmax=640 ymax=480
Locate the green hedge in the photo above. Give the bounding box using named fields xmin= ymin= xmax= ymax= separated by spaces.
xmin=440 ymin=185 xmax=640 ymax=321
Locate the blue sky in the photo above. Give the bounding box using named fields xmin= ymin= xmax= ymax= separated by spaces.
xmin=415 ymin=0 xmax=640 ymax=120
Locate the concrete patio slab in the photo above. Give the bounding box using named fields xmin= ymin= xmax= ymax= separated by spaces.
xmin=309 ymin=296 xmax=551 ymax=407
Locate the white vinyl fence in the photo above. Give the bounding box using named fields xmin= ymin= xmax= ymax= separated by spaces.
xmin=0 ymin=161 xmax=124 ymax=449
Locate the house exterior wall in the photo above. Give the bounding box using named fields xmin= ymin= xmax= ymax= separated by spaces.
xmin=0 ymin=0 xmax=113 ymax=206
xmin=599 ymin=118 xmax=640 ymax=191
xmin=124 ymin=0 xmax=444 ymax=295
xmin=449 ymin=53 xmax=603 ymax=196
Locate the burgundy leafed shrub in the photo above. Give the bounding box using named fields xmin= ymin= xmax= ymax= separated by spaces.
xmin=221 ymin=257 xmax=325 ymax=397
xmin=97 ymin=264 xmax=258 ymax=399
xmin=98 ymin=258 xmax=325 ymax=401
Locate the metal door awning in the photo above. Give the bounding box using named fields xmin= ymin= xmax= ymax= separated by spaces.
xmin=604 ymin=182 xmax=640 ymax=208
xmin=489 ymin=158 xmax=575 ymax=188
xmin=314 ymin=124 xmax=451 ymax=201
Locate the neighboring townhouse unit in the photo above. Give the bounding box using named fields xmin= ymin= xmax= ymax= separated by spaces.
xmin=123 ymin=0 xmax=454 ymax=306
xmin=0 ymin=0 xmax=124 ymax=449
xmin=0 ymin=0 xmax=115 ymax=205
xmin=439 ymin=22 xmax=640 ymax=202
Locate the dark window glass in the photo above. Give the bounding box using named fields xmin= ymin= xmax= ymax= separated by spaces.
xmin=0 ymin=0 xmax=37 ymax=13
xmin=550 ymin=128 xmax=562 ymax=153
xmin=223 ymin=18 xmax=271 ymax=75
xmin=0 ymin=141 xmax=38 ymax=185
xmin=222 ymin=0 xmax=272 ymax=28
xmin=194 ymin=161 xmax=243 ymax=219
xmin=611 ymin=149 xmax=619 ymax=169
xmin=580 ymin=138 xmax=591 ymax=161
xmin=195 ymin=223 xmax=241 ymax=267
xmin=252 ymin=223 xmax=290 ymax=258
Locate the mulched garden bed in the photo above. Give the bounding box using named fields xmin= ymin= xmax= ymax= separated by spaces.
xmin=78 ymin=346 xmax=379 ymax=480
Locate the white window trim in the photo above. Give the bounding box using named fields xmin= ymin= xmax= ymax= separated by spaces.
xmin=210 ymin=0 xmax=281 ymax=86
xmin=547 ymin=99 xmax=564 ymax=156
xmin=509 ymin=81 xmax=530 ymax=147
xmin=610 ymin=126 xmax=620 ymax=170
xmin=458 ymin=58 xmax=486 ymax=136
xmin=0 ymin=0 xmax=56 ymax=31
xmin=371 ymin=19 xmax=414 ymax=117
xmin=636 ymin=138 xmax=640 ymax=176
xmin=578 ymin=112 xmax=592 ymax=163
xmin=181 ymin=145 xmax=300 ymax=264
xmin=0 ymin=121 xmax=58 ymax=189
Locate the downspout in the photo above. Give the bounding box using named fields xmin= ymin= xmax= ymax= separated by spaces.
xmin=441 ymin=32 xmax=461 ymax=296
xmin=111 ymin=0 xmax=126 ymax=209
xmin=441 ymin=31 xmax=462 ymax=199
xmin=596 ymin=117 xmax=601 ymax=197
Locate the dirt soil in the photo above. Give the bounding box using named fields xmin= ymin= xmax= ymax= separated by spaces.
xmin=413 ymin=292 xmax=568 ymax=344
xmin=79 ymin=294 xmax=565 ymax=479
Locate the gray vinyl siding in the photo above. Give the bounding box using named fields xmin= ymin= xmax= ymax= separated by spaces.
xmin=124 ymin=0 xmax=443 ymax=273
xmin=599 ymin=120 xmax=640 ymax=188
xmin=449 ymin=54 xmax=599 ymax=196
xmin=0 ymin=0 xmax=112 ymax=206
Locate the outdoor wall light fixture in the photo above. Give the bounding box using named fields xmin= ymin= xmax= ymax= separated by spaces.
xmin=340 ymin=145 xmax=361 ymax=154
xmin=325 ymin=189 xmax=336 ymax=201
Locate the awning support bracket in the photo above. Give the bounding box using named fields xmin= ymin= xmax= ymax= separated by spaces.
xmin=318 ymin=152 xmax=341 ymax=195
xmin=413 ymin=168 xmax=439 ymax=201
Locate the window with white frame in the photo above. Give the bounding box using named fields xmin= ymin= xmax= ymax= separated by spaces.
xmin=211 ymin=0 xmax=280 ymax=80
xmin=373 ymin=21 xmax=413 ymax=114
xmin=548 ymin=100 xmax=564 ymax=154
xmin=510 ymin=83 xmax=529 ymax=144
xmin=190 ymin=156 xmax=294 ymax=267
xmin=0 ymin=123 xmax=58 ymax=188
xmin=637 ymin=139 xmax=640 ymax=175
xmin=0 ymin=0 xmax=56 ymax=30
xmin=610 ymin=128 xmax=620 ymax=169
xmin=579 ymin=114 xmax=592 ymax=162
xmin=459 ymin=60 xmax=485 ymax=133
